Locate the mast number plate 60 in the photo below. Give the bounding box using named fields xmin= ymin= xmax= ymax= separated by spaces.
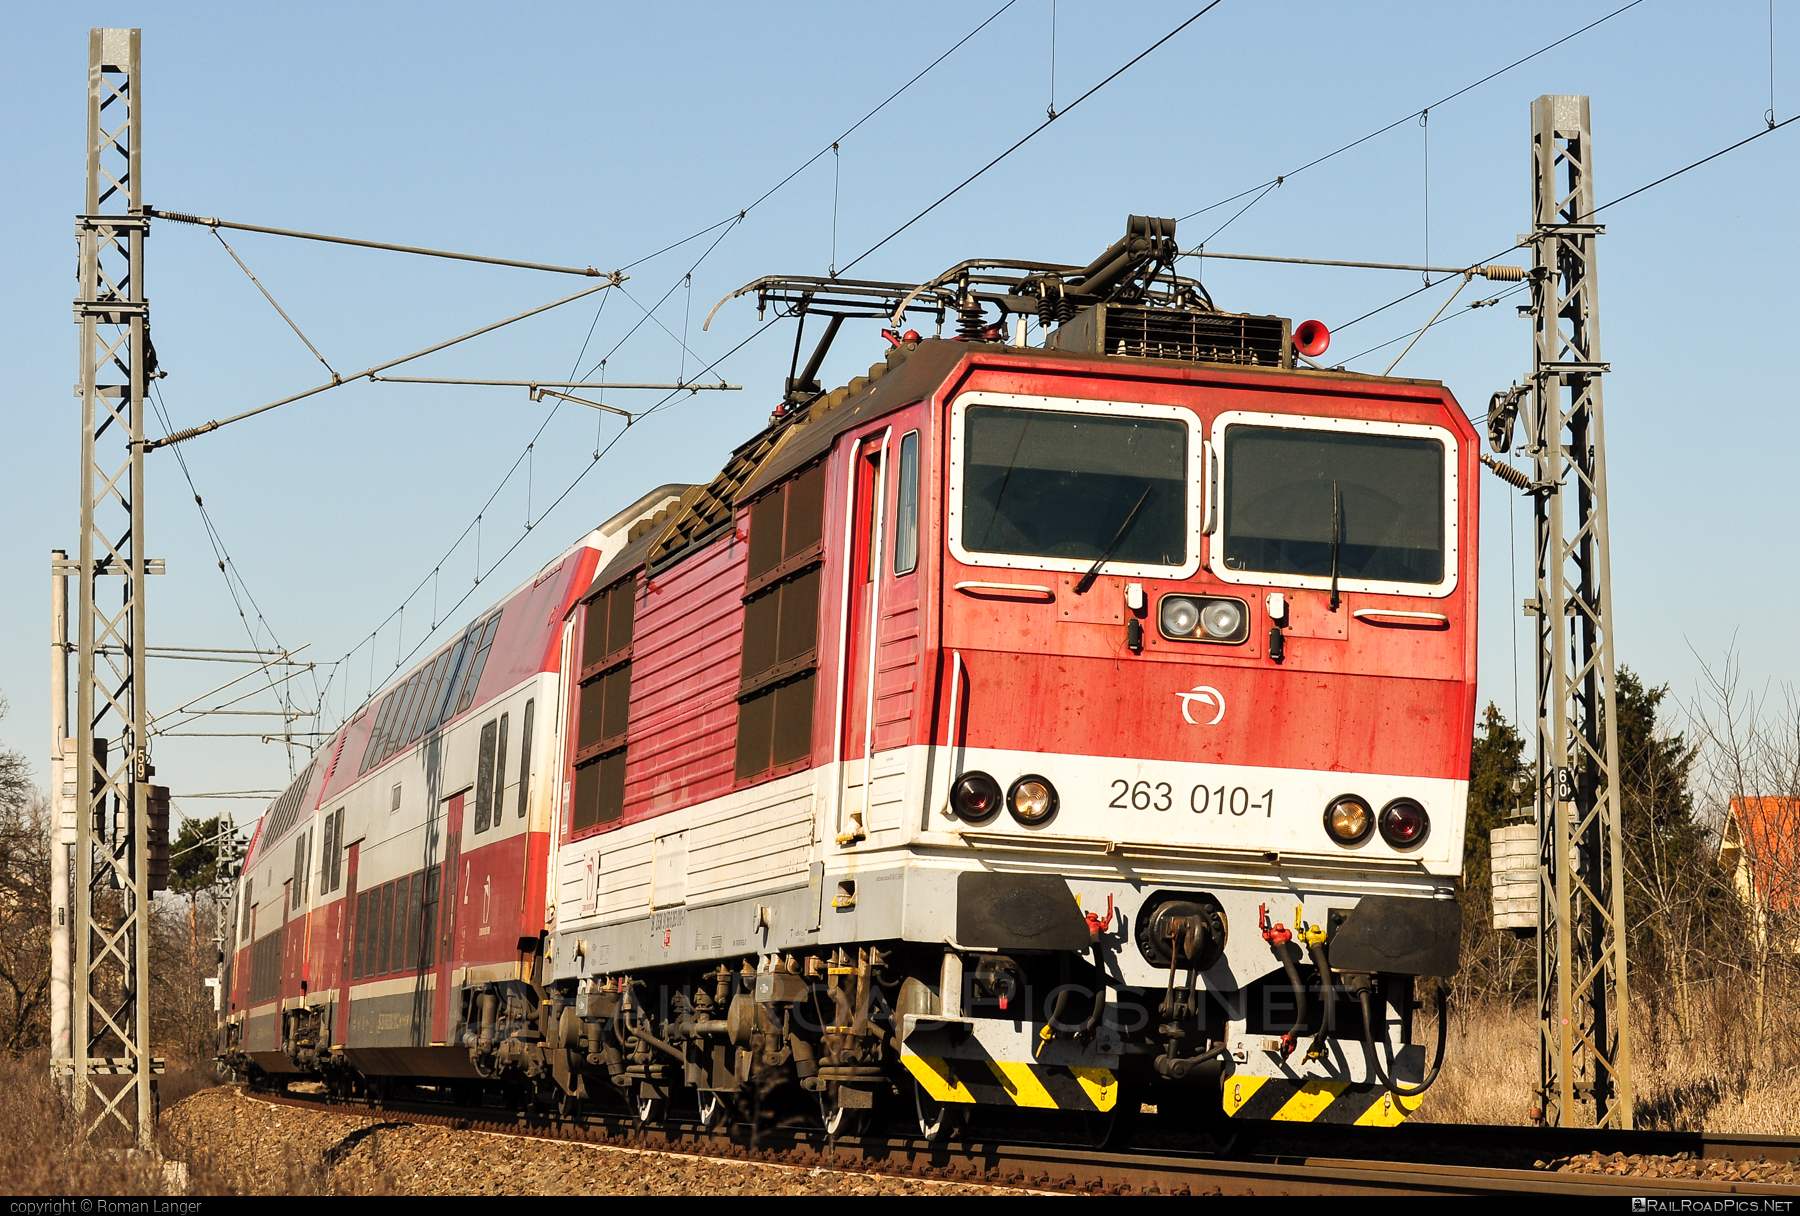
xmin=1107 ymin=780 xmax=1273 ymax=817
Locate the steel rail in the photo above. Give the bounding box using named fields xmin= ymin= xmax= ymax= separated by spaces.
xmin=247 ymin=1086 xmax=1800 ymax=1198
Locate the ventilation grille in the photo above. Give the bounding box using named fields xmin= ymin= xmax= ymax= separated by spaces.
xmin=1049 ymin=305 xmax=1291 ymax=369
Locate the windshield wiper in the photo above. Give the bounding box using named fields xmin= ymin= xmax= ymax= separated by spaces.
xmin=1329 ymin=479 xmax=1342 ymax=612
xmin=1075 ymin=484 xmax=1153 ymax=595
xmin=979 ymin=418 xmax=1035 ymax=547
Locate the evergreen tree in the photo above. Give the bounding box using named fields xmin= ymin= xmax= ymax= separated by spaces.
xmin=1464 ymin=702 xmax=1534 ymax=894
xmin=169 ymin=815 xmax=225 ymax=895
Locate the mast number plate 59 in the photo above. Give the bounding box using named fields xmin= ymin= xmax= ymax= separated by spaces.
xmin=1107 ymin=780 xmax=1273 ymax=817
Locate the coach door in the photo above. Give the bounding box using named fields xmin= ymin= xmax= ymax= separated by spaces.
xmin=336 ymin=840 xmax=359 ymax=1045
xmin=431 ymin=790 xmax=465 ymax=1043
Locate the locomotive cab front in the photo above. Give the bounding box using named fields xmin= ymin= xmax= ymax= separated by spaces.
xmin=902 ymin=338 xmax=1476 ymax=1131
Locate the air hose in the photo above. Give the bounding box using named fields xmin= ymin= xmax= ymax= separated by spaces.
xmin=1258 ymin=905 xmax=1307 ymax=1058
xmin=1302 ymin=935 xmax=1334 ymax=1061
xmin=1358 ymin=981 xmax=1448 ymax=1100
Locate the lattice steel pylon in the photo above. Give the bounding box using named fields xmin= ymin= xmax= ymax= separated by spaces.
xmin=62 ymin=26 xmax=161 ymax=1142
xmin=1523 ymin=94 xmax=1633 ymax=1130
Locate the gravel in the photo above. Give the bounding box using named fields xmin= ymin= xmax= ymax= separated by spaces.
xmin=161 ymin=1087 xmax=1049 ymax=1196
xmin=1541 ymin=1150 xmax=1799 ymax=1184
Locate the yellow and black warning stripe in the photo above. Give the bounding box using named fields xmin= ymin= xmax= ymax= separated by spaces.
xmin=901 ymin=1053 xmax=1117 ymax=1113
xmin=1222 ymin=1075 xmax=1419 ymax=1126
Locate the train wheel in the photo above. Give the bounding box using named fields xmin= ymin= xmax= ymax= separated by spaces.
xmin=636 ymin=1093 xmax=665 ymax=1126
xmin=698 ymin=1090 xmax=732 ymax=1131
xmin=912 ymin=1082 xmax=965 ymax=1142
xmin=819 ymin=1085 xmax=872 ymax=1139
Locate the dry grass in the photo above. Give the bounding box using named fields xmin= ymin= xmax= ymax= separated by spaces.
xmin=1412 ymin=989 xmax=1800 ymax=1133
xmin=0 ymin=1053 xmax=342 ymax=1195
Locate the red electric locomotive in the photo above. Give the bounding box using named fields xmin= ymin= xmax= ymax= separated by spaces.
xmin=221 ymin=216 xmax=1474 ymax=1139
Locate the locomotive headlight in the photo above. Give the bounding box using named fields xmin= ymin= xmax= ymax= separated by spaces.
xmin=1324 ymin=794 xmax=1374 ymax=845
xmin=1200 ymin=599 xmax=1245 ymax=640
xmin=1160 ymin=596 xmax=1200 ymax=637
xmin=1379 ymin=798 xmax=1430 ymax=848
xmin=1007 ymin=775 xmax=1059 ymax=826
xmin=1159 ymin=595 xmax=1249 ymax=643
xmin=950 ymin=772 xmax=1003 ymax=824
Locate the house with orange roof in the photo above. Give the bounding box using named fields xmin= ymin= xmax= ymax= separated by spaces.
xmin=1720 ymin=797 xmax=1800 ymax=953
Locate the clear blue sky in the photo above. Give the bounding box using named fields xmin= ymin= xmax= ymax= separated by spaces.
xmin=2 ymin=1 xmax=1794 ymax=828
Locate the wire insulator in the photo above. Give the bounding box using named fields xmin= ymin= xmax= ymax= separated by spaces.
xmin=147 ymin=208 xmax=218 ymax=227
xmin=956 ymin=296 xmax=987 ymax=342
xmin=1480 ymin=264 xmax=1526 ymax=281
xmin=1481 ymin=453 xmax=1532 ymax=490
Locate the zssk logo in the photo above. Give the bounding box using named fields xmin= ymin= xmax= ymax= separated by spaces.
xmin=1176 ymin=685 xmax=1226 ymax=726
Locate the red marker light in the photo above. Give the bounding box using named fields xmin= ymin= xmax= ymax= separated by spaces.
xmin=1379 ymin=798 xmax=1429 ymax=848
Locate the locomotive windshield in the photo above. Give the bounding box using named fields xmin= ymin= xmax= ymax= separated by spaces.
xmin=1220 ymin=425 xmax=1445 ymax=585
xmin=961 ymin=405 xmax=1187 ymax=565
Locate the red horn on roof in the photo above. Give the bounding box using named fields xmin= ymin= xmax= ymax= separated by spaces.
xmin=1293 ymin=319 xmax=1330 ymax=358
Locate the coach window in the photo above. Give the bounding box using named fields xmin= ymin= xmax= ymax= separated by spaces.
xmin=409 ymin=651 xmax=453 ymax=745
xmin=493 ymin=713 xmax=509 ymax=823
xmin=450 ymin=613 xmax=502 ymax=718
xmin=893 ymin=430 xmax=920 ymax=576
xmin=386 ymin=673 xmax=424 ymax=762
xmin=516 ymin=699 xmax=534 ymax=818
xmin=735 ymin=460 xmax=825 ymax=782
xmin=475 ymin=719 xmax=499 ymax=834
xmin=1213 ymin=415 xmax=1456 ymax=595
xmin=473 ymin=712 xmax=509 ymax=834
xmin=951 ymin=394 xmax=1199 ymax=577
xmin=570 ymin=577 xmax=637 ymax=834
xmin=358 ymin=690 xmax=398 ymax=775
xmin=352 ymin=889 xmax=369 ymax=979
xmin=291 ymin=831 xmax=309 ymax=909
xmin=377 ymin=881 xmax=396 ymax=974
xmin=319 ymin=809 xmax=340 ymax=895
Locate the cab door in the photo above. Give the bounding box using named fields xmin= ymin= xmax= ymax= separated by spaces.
xmin=837 ymin=415 xmax=925 ymax=838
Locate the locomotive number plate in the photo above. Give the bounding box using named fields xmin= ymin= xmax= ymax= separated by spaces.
xmin=1106 ymin=779 xmax=1272 ymax=818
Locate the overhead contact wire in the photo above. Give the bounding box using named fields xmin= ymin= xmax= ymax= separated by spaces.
xmin=317 ymin=7 xmax=1024 ymax=725
xmin=838 ymin=1 xmax=1227 ymax=276
xmin=614 ymin=0 xmax=1020 ymax=276
xmin=376 ymin=317 xmax=784 ymax=679
xmin=1176 ymin=0 xmax=1647 ymax=224
xmin=1334 ymin=112 xmax=1800 ymax=339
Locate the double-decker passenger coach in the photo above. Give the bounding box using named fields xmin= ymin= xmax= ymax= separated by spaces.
xmin=222 ymin=217 xmax=1475 ymax=1139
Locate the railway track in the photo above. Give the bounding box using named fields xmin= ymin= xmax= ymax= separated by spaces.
xmin=252 ymin=1085 xmax=1800 ymax=1197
